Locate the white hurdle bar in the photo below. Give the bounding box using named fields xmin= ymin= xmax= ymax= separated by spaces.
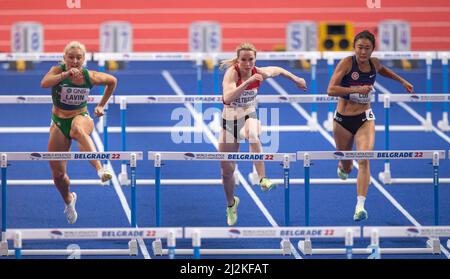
xmin=296 ymin=150 xmax=447 ymax=256
xmin=0 ymin=96 xmax=115 ymax=186
xmin=171 ymin=226 xmax=359 ymax=259
xmin=378 ymin=94 xmax=450 ymax=184
xmin=3 ymin=227 xmax=182 ymax=258
xmin=0 ymin=52 xmax=93 ymax=63
xmin=113 ymin=94 xmax=333 ymax=185
xmin=1 ymin=152 xmax=143 ymax=257
xmin=299 ymin=226 xmax=450 ymax=257
xmin=148 ymin=151 xmax=297 ymax=256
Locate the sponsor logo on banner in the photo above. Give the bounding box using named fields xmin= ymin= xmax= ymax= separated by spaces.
xmin=64 ymin=230 xmax=99 ymax=239
xmin=183 ymin=153 xmax=196 ymax=160
xmin=184 ymin=96 xmax=221 ymax=103
xmin=333 ymin=152 xmax=345 ymax=159
xmin=409 ymin=95 xmax=420 ymax=101
xmin=147 ymin=96 xmax=157 ymax=102
xmin=228 ymin=229 xmax=241 ymax=238
xmin=278 ymin=96 xmax=288 ymax=102
xmin=30 ymin=153 xmax=42 ymax=160
xmin=16 ymin=96 xmax=27 ymax=103
xmin=241 ymin=229 xmax=278 ymax=238
xmin=102 ymin=230 xmax=145 ymax=238
xmin=405 ymin=227 xmax=450 ymax=237
xmin=406 ymin=228 xmax=420 ymax=236
xmin=194 ymin=153 xmax=226 ymax=160
xmin=280 ymin=229 xmax=335 ymax=237
xmin=226 ymin=154 xmax=266 ymax=161
xmin=316 ymin=96 xmax=339 ymax=102
xmin=376 ymin=152 xmax=415 ymax=158
xmin=73 ymin=153 xmax=112 ymax=160
xmin=50 ymin=230 xmax=64 ymax=239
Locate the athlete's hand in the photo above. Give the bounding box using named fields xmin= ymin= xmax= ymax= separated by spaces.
xmin=358 ymin=85 xmax=373 ymax=95
xmin=67 ymin=68 xmax=82 ymax=79
xmin=248 ymin=73 xmax=264 ymax=84
xmin=294 ymin=77 xmax=307 ymax=91
xmin=94 ymin=105 xmax=105 ymax=117
xmin=402 ymin=81 xmax=414 ymax=93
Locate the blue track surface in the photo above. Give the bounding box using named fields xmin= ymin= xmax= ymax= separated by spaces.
xmin=0 ymin=60 xmax=449 ymax=259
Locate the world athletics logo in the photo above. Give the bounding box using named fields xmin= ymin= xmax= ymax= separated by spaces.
xmin=29 ymin=153 xmax=42 ymax=160
xmin=333 ymin=151 xmax=346 ymax=159
xmin=49 ymin=230 xmax=64 ymax=239
xmin=228 ymin=229 xmax=241 ymax=238
xmin=409 ymin=95 xmax=420 ymax=101
xmin=406 ymin=227 xmax=420 ymax=236
xmin=16 ymin=96 xmax=27 ymax=103
xmin=183 ymin=153 xmax=196 ymax=160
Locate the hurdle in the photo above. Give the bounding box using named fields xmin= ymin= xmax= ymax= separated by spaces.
xmin=181 ymin=226 xmax=359 ymax=259
xmin=4 ymin=227 xmax=182 ymax=258
xmin=437 ymin=52 xmax=450 ymax=131
xmin=109 ymin=94 xmax=362 ymax=186
xmin=148 ymin=151 xmax=297 ymax=256
xmin=0 ymin=151 xmax=144 ymax=257
xmin=378 ymin=94 xmax=450 ymax=184
xmin=296 ymin=150 xmax=446 ymax=256
xmin=0 ymin=52 xmax=93 ymax=63
xmin=0 ymin=96 xmax=116 ymax=186
xmin=107 ymin=95 xmax=338 ymax=185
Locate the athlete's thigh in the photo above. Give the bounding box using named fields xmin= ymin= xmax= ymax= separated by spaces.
xmin=72 ymin=114 xmax=94 ymax=134
xmin=242 ymin=118 xmax=261 ymax=139
xmin=355 ymin=120 xmax=375 ymax=151
xmin=333 ymin=120 xmax=354 ymax=150
xmin=48 ymin=124 xmax=71 ymax=172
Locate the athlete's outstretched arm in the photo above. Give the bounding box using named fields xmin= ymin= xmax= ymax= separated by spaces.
xmin=371 ymin=58 xmax=413 ymax=93
xmin=257 ymin=66 xmax=307 ymax=90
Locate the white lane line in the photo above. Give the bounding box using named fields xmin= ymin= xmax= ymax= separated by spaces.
xmin=92 ymin=128 xmax=151 ymax=259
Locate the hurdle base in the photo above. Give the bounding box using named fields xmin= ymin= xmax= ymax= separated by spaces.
xmin=437 ymin=118 xmax=450 ymax=132
xmin=152 ymin=239 xmax=163 ymax=255
xmin=7 ymin=248 xmax=133 ymax=257
xmin=129 ymin=239 xmax=138 ymax=256
xmin=152 ymin=239 xmax=292 ymax=256
xmin=0 ymin=241 xmax=8 ymax=256
xmin=423 ymin=114 xmax=433 ymax=132
xmin=308 ymin=112 xmax=319 ymax=131
xmin=378 ymin=171 xmax=392 ymax=184
xmin=322 ymin=112 xmax=334 ymax=132
xmin=298 ymin=239 xmax=441 ymax=256
xmin=157 ymin=248 xmax=290 ymax=256
xmin=248 ymin=171 xmax=260 ymax=186
xmin=447 ymin=239 xmax=450 ymax=249
xmin=119 ymin=172 xmax=129 ymax=186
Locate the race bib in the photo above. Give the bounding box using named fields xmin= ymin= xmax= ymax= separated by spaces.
xmin=60 ymin=87 xmax=90 ymax=106
xmin=364 ymin=109 xmax=376 ymax=121
xmin=230 ymin=89 xmax=257 ymax=107
xmin=348 ymin=87 xmax=375 ymax=104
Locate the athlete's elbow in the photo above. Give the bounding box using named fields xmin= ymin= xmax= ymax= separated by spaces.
xmin=327 ymin=86 xmax=337 ymax=96
xmin=223 ymin=96 xmax=232 ymax=105
xmin=108 ymin=76 xmax=117 ymax=87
